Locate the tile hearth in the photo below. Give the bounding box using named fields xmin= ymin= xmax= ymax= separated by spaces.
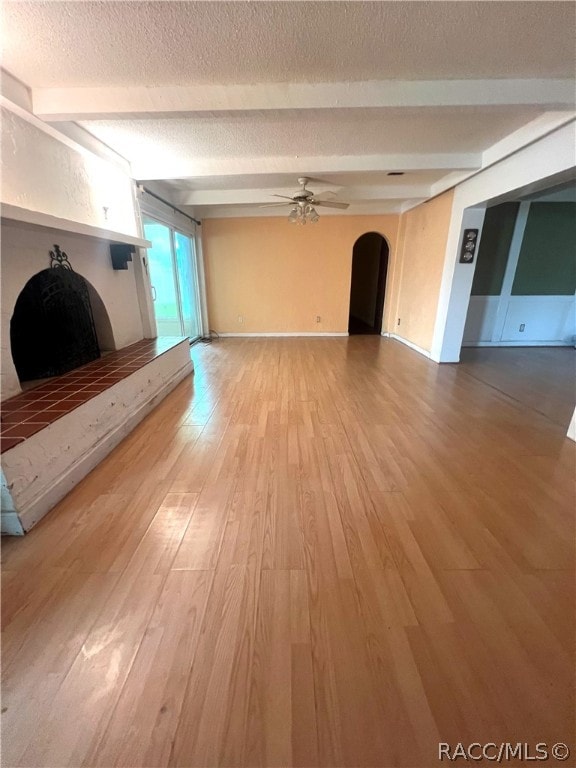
xmin=1 ymin=338 xmax=184 ymax=453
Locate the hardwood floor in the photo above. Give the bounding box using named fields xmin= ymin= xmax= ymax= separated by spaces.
xmin=459 ymin=346 xmax=576 ymax=429
xmin=2 ymin=337 xmax=574 ymax=768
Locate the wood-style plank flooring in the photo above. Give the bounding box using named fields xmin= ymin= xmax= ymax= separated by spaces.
xmin=2 ymin=337 xmax=575 ymax=767
xmin=459 ymin=346 xmax=576 ymax=429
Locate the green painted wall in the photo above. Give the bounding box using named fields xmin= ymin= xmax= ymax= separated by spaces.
xmin=512 ymin=202 xmax=576 ymax=295
xmin=471 ymin=202 xmax=519 ymax=296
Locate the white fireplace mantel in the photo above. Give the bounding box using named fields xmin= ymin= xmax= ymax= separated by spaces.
xmin=1 ymin=203 xmax=151 ymax=248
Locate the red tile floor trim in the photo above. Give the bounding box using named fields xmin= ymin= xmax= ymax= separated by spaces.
xmin=0 ymin=338 xmax=186 ymax=454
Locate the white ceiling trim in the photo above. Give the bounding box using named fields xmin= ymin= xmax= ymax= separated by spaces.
xmin=173 ymin=185 xmax=434 ymax=206
xmin=193 ymin=201 xmax=416 ymax=219
xmin=33 ymin=79 xmax=576 ymax=121
xmin=134 ymin=153 xmax=481 ymax=181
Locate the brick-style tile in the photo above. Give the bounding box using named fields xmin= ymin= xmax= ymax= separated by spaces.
xmin=1 ymin=402 xmax=25 ymax=414
xmin=1 ymin=410 xmax=35 ymax=424
xmin=0 ymin=337 xmax=186 ymax=449
xmin=21 ymin=411 xmax=52 ymax=423
xmin=1 ymin=436 xmax=25 ymax=453
xmin=42 ymin=402 xmax=76 ymax=412
xmin=61 ymin=393 xmax=93 ymax=403
xmin=13 ymin=391 xmax=45 ymax=402
xmin=3 ymin=422 xmax=50 ymax=440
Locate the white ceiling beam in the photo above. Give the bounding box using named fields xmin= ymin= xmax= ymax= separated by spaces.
xmin=192 ymin=201 xmax=412 ymax=219
xmin=171 ymin=184 xmax=433 ymax=206
xmin=1 ymin=69 xmax=32 ymax=112
xmin=481 ymin=110 xmax=576 ymax=169
xmin=0 ymin=95 xmax=130 ymax=171
xmin=427 ymin=111 xmax=576 ymax=200
xmin=33 ymin=79 xmax=576 ymax=121
xmin=134 ymin=153 xmax=481 ymax=181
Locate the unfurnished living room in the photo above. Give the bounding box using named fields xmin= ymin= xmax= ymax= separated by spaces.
xmin=1 ymin=2 xmax=575 ymax=767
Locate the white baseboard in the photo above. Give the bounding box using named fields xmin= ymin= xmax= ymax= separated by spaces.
xmin=15 ymin=359 xmax=193 ymax=533
xmin=462 ymin=341 xmax=574 ymax=348
xmin=217 ymin=332 xmax=349 ymax=337
xmin=382 ymin=332 xmax=432 ymax=359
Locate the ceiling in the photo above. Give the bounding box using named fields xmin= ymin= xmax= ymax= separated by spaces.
xmin=2 ymin=1 xmax=575 ymax=219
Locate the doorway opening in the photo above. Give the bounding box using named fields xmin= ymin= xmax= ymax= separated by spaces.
xmin=143 ymin=217 xmax=202 ymax=340
xmin=348 ymin=232 xmax=389 ymax=334
xmin=459 ymin=178 xmax=576 ymax=431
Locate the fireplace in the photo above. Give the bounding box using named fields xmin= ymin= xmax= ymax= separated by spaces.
xmin=1 ymin=230 xmax=194 ymax=535
xmin=10 ymin=246 xmax=100 ymax=382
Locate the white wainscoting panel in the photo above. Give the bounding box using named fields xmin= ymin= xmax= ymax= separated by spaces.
xmin=464 ymin=294 xmax=575 ymax=346
xmin=501 ymin=296 xmax=575 ymax=342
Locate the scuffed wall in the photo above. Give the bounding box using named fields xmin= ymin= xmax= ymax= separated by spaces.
xmin=1 ymin=107 xmax=138 ymax=235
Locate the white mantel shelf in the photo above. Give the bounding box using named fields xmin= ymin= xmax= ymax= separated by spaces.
xmin=1 ymin=203 xmax=151 ymax=248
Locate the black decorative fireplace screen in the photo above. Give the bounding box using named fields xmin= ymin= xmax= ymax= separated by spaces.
xmin=10 ymin=246 xmax=100 ymax=382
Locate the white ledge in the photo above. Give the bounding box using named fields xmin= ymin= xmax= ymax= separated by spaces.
xmin=1 ymin=203 xmax=151 ymax=248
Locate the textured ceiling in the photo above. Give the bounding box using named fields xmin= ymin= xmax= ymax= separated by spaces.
xmin=80 ymin=107 xmax=543 ymax=162
xmin=2 ymin=1 xmax=575 ymax=217
xmin=2 ymin=1 xmax=575 ymax=87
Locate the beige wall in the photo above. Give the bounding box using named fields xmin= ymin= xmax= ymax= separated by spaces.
xmin=202 ymin=215 xmax=399 ymax=334
xmin=392 ymin=190 xmax=455 ymax=352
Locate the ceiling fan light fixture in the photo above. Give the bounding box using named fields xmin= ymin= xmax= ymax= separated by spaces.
xmin=288 ymin=206 xmax=300 ymax=223
xmin=278 ymin=177 xmax=347 ymax=224
xmin=288 ymin=201 xmax=319 ymax=225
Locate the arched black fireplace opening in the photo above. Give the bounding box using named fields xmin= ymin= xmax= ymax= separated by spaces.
xmin=11 ymin=266 xmax=101 ymax=382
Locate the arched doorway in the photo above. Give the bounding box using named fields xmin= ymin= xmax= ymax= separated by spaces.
xmin=348 ymin=233 xmax=389 ymax=334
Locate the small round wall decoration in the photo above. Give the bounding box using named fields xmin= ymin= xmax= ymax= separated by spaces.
xmin=459 ymin=229 xmax=479 ymax=263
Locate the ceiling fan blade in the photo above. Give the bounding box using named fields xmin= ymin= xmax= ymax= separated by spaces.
xmin=259 ymin=202 xmax=294 ymax=208
xmin=272 ymin=194 xmax=296 ymax=200
xmin=314 ymin=200 xmax=350 ymax=209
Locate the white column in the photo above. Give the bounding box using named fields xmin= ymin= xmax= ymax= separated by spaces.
xmin=132 ymin=247 xmax=158 ymax=339
xmin=430 ymin=205 xmax=486 ymax=362
xmin=490 ymin=201 xmax=530 ymax=341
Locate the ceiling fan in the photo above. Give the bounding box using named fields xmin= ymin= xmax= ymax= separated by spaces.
xmin=261 ymin=177 xmax=349 ymax=223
